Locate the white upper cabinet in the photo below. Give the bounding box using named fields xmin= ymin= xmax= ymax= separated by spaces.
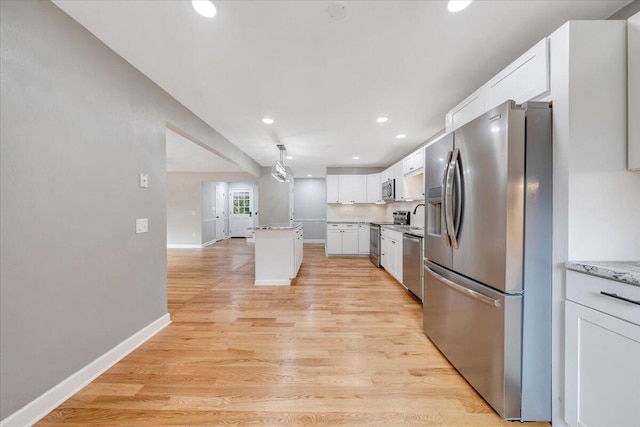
xmin=327 ymin=175 xmax=367 ymax=204
xmin=446 ymin=38 xmax=550 ymax=132
xmin=366 ymin=173 xmax=382 ymax=203
xmin=338 ymin=175 xmax=367 ymax=203
xmin=380 ymin=167 xmax=393 ymax=184
xmin=445 ymin=87 xmax=490 ymax=133
xmin=403 ymin=147 xmax=425 ymax=176
xmin=487 ymin=38 xmax=549 ymax=109
xmin=629 ymin=13 xmax=640 ymax=170
xmin=351 ymin=175 xmax=367 ymax=203
xmin=326 ymin=175 xmax=340 ymax=203
xmin=394 ymin=162 xmax=405 ymax=201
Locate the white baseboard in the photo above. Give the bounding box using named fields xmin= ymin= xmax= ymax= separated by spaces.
xmin=202 ymin=239 xmax=216 ymax=248
xmin=167 ymin=243 xmax=202 ymax=249
xmin=303 ymin=239 xmax=325 ymax=244
xmin=254 ymin=279 xmax=291 ymax=286
xmin=0 ymin=313 xmax=171 ymax=427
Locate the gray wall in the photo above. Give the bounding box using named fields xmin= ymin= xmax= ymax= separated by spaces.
xmin=202 ymin=182 xmax=216 ymax=244
xmin=0 ymin=1 xmax=259 ymax=420
xmin=166 ymin=173 xmax=257 ymax=246
xmin=258 ymin=167 xmax=292 ymax=225
xmin=293 ymin=178 xmax=327 ymax=241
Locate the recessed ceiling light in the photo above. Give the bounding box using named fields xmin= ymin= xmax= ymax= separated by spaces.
xmin=447 ymin=0 xmax=472 ymax=13
xmin=376 ymin=117 xmax=388 ymax=123
xmin=192 ymin=0 xmax=217 ymax=18
xmin=352 ymin=156 xmax=360 ymax=160
xmin=307 ymin=174 xmax=313 ymax=177
xmin=286 ymin=156 xmax=293 ymax=160
xmin=262 ymin=118 xmax=274 ymax=124
xmin=396 ymin=134 xmax=406 ymax=139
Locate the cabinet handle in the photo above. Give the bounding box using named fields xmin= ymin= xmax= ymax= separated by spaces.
xmin=600 ymin=291 xmax=640 ymax=306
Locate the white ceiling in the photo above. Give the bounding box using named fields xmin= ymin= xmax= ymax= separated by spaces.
xmin=54 ymin=0 xmax=630 ymax=177
xmin=166 ymin=128 xmax=243 ymax=173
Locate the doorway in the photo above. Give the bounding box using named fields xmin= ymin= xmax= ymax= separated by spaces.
xmin=229 ymin=188 xmax=253 ymax=237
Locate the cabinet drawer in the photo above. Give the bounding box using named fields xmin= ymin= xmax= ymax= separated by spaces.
xmin=566 ymin=270 xmax=640 ymax=325
xmin=381 ymin=228 xmax=402 ymax=242
xmin=327 ymin=223 xmax=357 ymax=230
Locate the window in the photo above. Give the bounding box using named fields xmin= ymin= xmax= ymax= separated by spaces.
xmin=232 ymin=191 xmax=251 ymax=215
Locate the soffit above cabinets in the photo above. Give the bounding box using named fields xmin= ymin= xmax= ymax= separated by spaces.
xmin=54 ymin=1 xmax=630 ymax=177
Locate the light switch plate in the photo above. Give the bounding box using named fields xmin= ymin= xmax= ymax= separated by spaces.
xmin=139 ymin=173 xmax=148 ymax=188
xmin=136 ymin=218 xmax=148 ymax=233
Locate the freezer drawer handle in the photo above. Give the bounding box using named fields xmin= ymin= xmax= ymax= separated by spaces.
xmin=425 ymin=266 xmax=502 ymax=308
xmin=600 ymin=291 xmax=640 ymax=306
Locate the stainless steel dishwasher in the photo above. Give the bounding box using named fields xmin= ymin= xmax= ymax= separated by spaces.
xmin=402 ymin=233 xmax=423 ymax=301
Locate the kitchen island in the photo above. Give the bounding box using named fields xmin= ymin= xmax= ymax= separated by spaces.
xmin=252 ymin=223 xmax=303 ymax=285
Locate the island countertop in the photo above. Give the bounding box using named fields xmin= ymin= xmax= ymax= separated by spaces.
xmin=251 ymin=223 xmax=302 ymax=230
xmin=565 ymin=261 xmax=640 ymax=287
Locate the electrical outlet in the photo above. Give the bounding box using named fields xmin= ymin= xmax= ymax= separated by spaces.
xmin=139 ymin=173 xmax=148 ymax=188
xmin=136 ymin=218 xmax=148 ymax=233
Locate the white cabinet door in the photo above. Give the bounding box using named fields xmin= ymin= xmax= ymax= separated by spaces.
xmin=352 ymin=175 xmax=367 ymax=203
xmin=367 ymin=173 xmax=381 ymax=203
xmin=445 ymin=87 xmax=490 ymax=133
xmin=565 ymin=301 xmax=640 ymax=427
xmin=487 ymin=38 xmax=549 ymax=110
xmin=358 ymin=224 xmax=370 ymax=254
xmin=394 ymin=162 xmax=405 ymax=201
xmin=386 ymin=239 xmax=396 ymax=278
xmin=295 ymin=227 xmax=303 ymax=273
xmin=381 ymin=167 xmax=392 ymax=184
xmin=629 ymin=13 xmax=640 ymax=170
xmin=392 ymin=238 xmax=403 ymax=283
xmin=341 ymin=229 xmax=359 ymax=254
xmin=403 ymin=148 xmax=424 ymax=175
xmin=380 ymin=236 xmax=389 ymax=268
xmin=326 ymin=175 xmax=340 ymax=203
xmin=326 ymin=230 xmax=342 ymax=254
xmin=338 ymin=175 xmax=353 ymax=203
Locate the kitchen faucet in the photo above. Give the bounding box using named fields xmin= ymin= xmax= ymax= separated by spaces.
xmin=413 ymin=203 xmax=425 ymax=214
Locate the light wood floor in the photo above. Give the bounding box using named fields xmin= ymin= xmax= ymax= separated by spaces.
xmin=39 ymin=239 xmax=550 ymax=426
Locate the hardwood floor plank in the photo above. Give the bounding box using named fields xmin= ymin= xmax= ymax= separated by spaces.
xmin=37 ymin=240 xmax=550 ymax=426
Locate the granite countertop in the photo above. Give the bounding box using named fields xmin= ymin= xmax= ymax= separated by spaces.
xmin=565 ymin=261 xmax=640 ymax=286
xmin=327 ymin=221 xmax=371 ymax=224
xmin=251 ymin=223 xmax=302 ymax=230
xmin=381 ymin=224 xmax=425 ymax=238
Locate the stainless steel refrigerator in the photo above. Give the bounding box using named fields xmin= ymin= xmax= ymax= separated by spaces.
xmin=423 ymin=100 xmax=552 ymax=421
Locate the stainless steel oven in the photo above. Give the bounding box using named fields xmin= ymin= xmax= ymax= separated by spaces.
xmin=369 ymin=224 xmax=381 ymax=267
xmin=369 ymin=211 xmax=410 ymax=267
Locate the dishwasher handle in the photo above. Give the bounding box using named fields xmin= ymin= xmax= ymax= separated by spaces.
xmin=403 ymin=235 xmax=421 ymax=243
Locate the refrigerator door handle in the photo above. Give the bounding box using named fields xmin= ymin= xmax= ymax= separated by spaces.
xmin=425 ymin=265 xmax=502 ymax=308
xmin=445 ymin=149 xmax=460 ymax=249
xmin=442 ymin=150 xmax=453 ymax=247
xmin=453 ymin=150 xmax=463 ymax=240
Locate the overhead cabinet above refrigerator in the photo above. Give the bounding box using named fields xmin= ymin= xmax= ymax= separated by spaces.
xmin=423 ymin=100 xmax=553 ymax=422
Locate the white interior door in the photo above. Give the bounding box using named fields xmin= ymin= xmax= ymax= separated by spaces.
xmin=229 ymin=189 xmax=253 ymax=237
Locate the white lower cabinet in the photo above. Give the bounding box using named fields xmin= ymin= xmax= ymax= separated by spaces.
xmin=326 ymin=230 xmax=343 ymax=254
xmin=564 ymin=271 xmax=640 ymax=427
xmin=381 ymin=228 xmax=403 ymax=283
xmin=326 ymin=223 xmax=362 ymax=255
xmin=294 ymin=226 xmax=303 ymax=273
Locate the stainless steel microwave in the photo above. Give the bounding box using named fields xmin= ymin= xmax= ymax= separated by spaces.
xmin=381 ymin=179 xmax=395 ymax=201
